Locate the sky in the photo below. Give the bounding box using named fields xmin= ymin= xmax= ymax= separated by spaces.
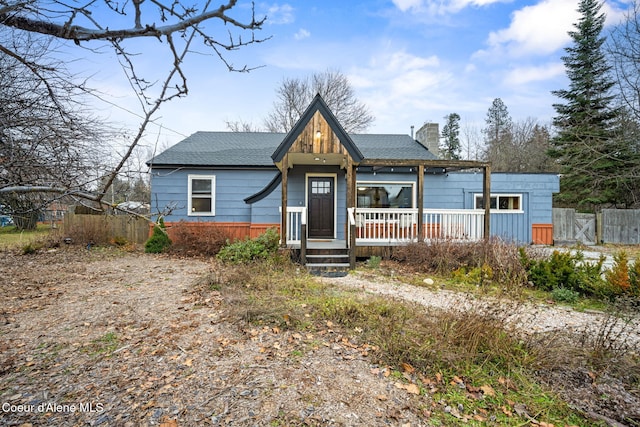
xmin=76 ymin=0 xmax=632 ymax=155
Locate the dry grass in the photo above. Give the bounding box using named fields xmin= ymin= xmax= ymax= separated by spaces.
xmin=209 ymin=257 xmax=640 ymax=425
xmin=392 ymin=238 xmax=530 ymax=294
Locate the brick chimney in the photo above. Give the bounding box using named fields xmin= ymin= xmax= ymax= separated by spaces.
xmin=415 ymin=122 xmax=440 ymax=157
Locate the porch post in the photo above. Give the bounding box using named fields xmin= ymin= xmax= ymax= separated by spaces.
xmin=417 ymin=164 xmax=424 ymax=241
xmin=483 ymin=164 xmax=491 ymax=241
xmin=280 ymin=154 xmax=288 ymax=247
xmin=346 ymin=157 xmax=356 ymax=269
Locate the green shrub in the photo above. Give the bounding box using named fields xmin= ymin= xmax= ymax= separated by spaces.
xmin=521 ymin=249 xmax=605 ymax=297
xmin=551 ymin=287 xmax=580 ymax=304
xmin=217 ymin=228 xmax=279 ymax=264
xmin=145 ymin=218 xmax=171 ymax=253
xmin=367 ymin=255 xmax=381 ymax=269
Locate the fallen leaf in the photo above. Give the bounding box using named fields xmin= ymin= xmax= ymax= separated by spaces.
xmin=183 ymin=358 xmax=193 ymax=367
xmin=513 ymin=403 xmax=528 ymax=416
xmin=405 ymin=383 xmax=420 ymax=395
xmin=402 ymin=362 xmax=415 ymax=373
xmin=480 ymin=384 xmax=495 ymax=397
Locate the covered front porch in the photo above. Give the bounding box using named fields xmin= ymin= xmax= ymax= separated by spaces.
xmin=283 ymin=204 xmax=491 ymax=269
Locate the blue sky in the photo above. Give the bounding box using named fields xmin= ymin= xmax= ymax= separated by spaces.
xmin=81 ymin=0 xmax=631 ymax=154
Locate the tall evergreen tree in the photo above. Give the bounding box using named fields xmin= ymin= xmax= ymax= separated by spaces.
xmin=440 ymin=113 xmax=461 ymax=160
xmin=550 ymin=0 xmax=620 ymax=209
xmin=482 ymin=98 xmax=513 ymax=171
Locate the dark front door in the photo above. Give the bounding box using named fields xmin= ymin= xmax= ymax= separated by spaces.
xmin=308 ymin=176 xmax=335 ymax=238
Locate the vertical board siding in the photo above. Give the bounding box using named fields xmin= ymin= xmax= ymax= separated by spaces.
xmin=163 ymin=221 xmax=279 ymax=242
xmin=289 ymin=111 xmax=350 ymax=156
xmin=532 ymin=224 xmax=553 ymax=245
xmin=424 ymin=172 xmax=558 ymax=244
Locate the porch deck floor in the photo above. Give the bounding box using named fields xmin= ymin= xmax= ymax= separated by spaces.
xmin=287 ymin=239 xmax=419 ymax=249
xmin=295 ymin=239 xmax=347 ymax=249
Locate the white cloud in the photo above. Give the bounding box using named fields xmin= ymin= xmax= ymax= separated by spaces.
xmin=504 ymin=62 xmax=565 ymax=86
xmin=348 ymin=49 xmax=453 ymax=129
xmin=294 ymin=28 xmax=310 ymax=40
xmin=484 ymin=0 xmax=578 ymax=57
xmin=392 ymin=0 xmax=423 ymax=12
xmin=392 ymin=0 xmax=509 ymax=15
xmin=265 ymin=4 xmax=294 ymax=25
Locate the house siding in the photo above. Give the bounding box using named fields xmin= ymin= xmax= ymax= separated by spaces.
xmin=151 ymin=167 xmax=558 ymax=245
xmin=151 ymin=168 xmax=279 ymax=223
xmin=424 ymin=172 xmax=559 ymax=243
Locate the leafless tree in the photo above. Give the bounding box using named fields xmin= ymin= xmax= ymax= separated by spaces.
xmin=0 ymin=0 xmax=267 ymax=220
xmin=225 ymin=118 xmax=263 ymax=132
xmin=484 ymin=117 xmax=557 ymax=173
xmin=460 ymin=120 xmax=483 ymax=161
xmin=264 ymin=69 xmax=374 ymax=133
xmin=608 ymin=1 xmax=640 ymax=121
xmin=0 ymin=32 xmax=112 ymax=229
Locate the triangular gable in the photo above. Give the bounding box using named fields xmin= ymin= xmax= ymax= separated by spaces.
xmin=271 ymin=93 xmax=364 ymax=163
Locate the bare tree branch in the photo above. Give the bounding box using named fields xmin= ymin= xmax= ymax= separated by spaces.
xmin=0 ymin=0 xmax=269 ymax=228
xmin=0 ymin=0 xmax=265 ymax=42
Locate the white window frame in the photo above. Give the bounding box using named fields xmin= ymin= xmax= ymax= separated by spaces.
xmin=474 ymin=193 xmax=523 ymax=213
xmin=356 ymin=181 xmax=416 ymax=208
xmin=188 ymin=174 xmax=216 ymax=216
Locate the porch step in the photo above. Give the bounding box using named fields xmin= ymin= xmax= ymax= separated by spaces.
xmin=306 ymin=254 xmax=350 ymax=264
xmin=305 ymin=263 xmax=351 ymax=277
xmin=304 ymin=248 xmax=350 ymax=277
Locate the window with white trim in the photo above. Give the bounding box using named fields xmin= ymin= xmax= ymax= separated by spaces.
xmin=188 ymin=175 xmax=215 ymax=215
xmin=357 ymin=182 xmax=415 ymax=208
xmin=474 ymin=194 xmax=522 ymax=211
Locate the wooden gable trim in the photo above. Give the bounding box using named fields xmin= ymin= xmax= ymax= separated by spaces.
xmin=271 ymin=93 xmax=364 ymax=164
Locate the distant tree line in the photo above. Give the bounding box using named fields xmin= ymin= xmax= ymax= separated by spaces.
xmin=440 ymin=0 xmax=640 ymax=211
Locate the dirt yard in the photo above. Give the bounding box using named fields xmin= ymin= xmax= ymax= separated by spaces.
xmin=0 ymin=247 xmax=638 ymax=426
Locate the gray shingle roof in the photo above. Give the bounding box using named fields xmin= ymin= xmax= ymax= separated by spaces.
xmin=148 ymin=131 xmax=438 ymax=167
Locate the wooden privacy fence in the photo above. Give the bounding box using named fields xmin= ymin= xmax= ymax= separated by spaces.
xmin=63 ymin=213 xmax=150 ymax=245
xmin=553 ymin=208 xmax=640 ymax=245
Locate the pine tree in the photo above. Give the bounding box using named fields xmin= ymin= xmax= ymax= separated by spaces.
xmin=482 ymin=98 xmax=513 ymax=171
xmin=440 ymin=113 xmax=461 ymax=160
xmin=550 ymin=0 xmax=620 ymax=209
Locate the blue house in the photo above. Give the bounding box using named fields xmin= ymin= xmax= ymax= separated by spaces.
xmin=148 ymin=95 xmax=559 ymax=269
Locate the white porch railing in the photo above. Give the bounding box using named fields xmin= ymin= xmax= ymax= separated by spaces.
xmin=423 ymin=209 xmax=485 ymax=241
xmin=354 ymin=208 xmax=419 ymax=242
xmin=353 ymin=208 xmax=485 ymax=243
xmin=282 ymin=207 xmax=486 ymax=245
xmin=280 ymin=206 xmax=306 ymax=245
